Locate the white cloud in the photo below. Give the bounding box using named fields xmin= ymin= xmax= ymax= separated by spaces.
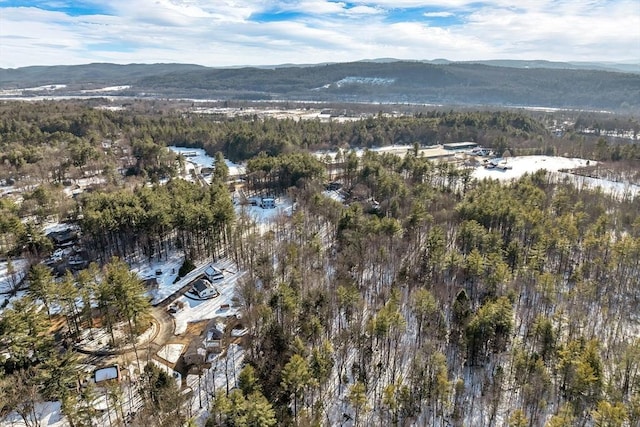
xmin=345 ymin=5 xmax=382 ymax=15
xmin=0 ymin=0 xmax=639 ymax=67
xmin=423 ymin=12 xmax=455 ymax=18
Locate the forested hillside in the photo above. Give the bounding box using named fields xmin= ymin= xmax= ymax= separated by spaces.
xmin=0 ymin=100 xmax=639 ymax=426
xmin=2 ymin=61 xmax=640 ymax=112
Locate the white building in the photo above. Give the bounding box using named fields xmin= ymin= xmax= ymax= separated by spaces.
xmin=191 ymin=278 xmax=219 ymax=299
xmin=205 ymin=265 xmax=224 ymax=282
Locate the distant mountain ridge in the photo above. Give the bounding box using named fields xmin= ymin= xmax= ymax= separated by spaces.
xmin=0 ymin=63 xmax=207 ymax=87
xmin=423 ymin=59 xmax=640 ymax=74
xmin=1 ymin=60 xmax=639 ymax=112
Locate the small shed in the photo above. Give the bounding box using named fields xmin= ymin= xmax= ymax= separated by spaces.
xmin=144 ymin=277 xmax=159 ymax=290
xmin=205 ymin=327 xmax=224 ymax=353
xmin=205 ymin=265 xmax=224 ymax=282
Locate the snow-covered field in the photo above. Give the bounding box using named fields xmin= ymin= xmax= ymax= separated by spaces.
xmin=471 ymin=155 xmax=591 ymax=180
xmin=472 ymin=155 xmax=640 ymax=198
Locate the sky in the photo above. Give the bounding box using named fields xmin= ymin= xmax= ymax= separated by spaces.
xmin=0 ymin=0 xmax=639 ymax=68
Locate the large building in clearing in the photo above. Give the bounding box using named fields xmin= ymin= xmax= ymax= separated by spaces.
xmin=443 ymin=142 xmax=478 ymax=150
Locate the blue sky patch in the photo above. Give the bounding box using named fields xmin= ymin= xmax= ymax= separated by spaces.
xmin=1 ymin=0 xmax=111 ymax=16
xmin=250 ymin=10 xmax=308 ymax=23
xmin=384 ymin=7 xmax=465 ymax=26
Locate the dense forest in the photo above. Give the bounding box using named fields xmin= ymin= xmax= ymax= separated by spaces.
xmin=0 ymin=100 xmax=639 ymax=426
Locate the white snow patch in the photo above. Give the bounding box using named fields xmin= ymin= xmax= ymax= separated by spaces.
xmin=22 ymin=84 xmax=67 ymax=91
xmin=3 ymin=401 xmax=65 ymax=427
xmin=158 ymin=343 xmax=185 ymax=364
xmin=0 ymin=258 xmax=28 ymax=294
xmin=80 ymin=85 xmax=131 ymax=93
xmin=335 ymin=76 xmax=395 ymax=87
xmin=322 ymin=190 xmax=345 ymax=203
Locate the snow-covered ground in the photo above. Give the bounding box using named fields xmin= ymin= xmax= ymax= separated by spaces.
xmin=317 ymin=146 xmax=638 ymax=199
xmin=315 ymin=144 xmax=458 ymax=162
xmin=2 ymin=401 xmax=64 ymax=427
xmin=472 ymin=155 xmax=640 ymax=198
xmin=0 ymin=258 xmax=29 ymax=315
xmin=322 ymin=190 xmax=345 ymax=203
xmin=75 ymin=319 xmax=156 ymax=352
xmin=235 ymin=197 xmax=294 ymax=227
xmin=172 ymin=259 xmax=243 ymax=335
xmin=80 ymin=85 xmax=131 ymax=93
xmin=168 ymin=146 xmax=246 ymax=177
xmin=472 ymin=155 xmax=591 ymax=180
xmin=23 ymin=84 xmax=67 ymax=92
xmin=0 ymin=258 xmax=28 ymax=294
xmin=187 ymin=344 xmax=245 ymax=423
xmin=129 ymin=251 xmax=185 ymax=304
xmin=158 ymin=343 xmax=185 ymax=364
xmin=561 ymin=171 xmax=640 ymax=199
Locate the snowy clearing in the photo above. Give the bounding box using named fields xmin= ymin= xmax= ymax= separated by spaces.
xmin=235 ymin=197 xmax=293 ymax=225
xmin=472 ymin=155 xmax=640 ymax=198
xmin=471 ymin=155 xmax=591 ymax=180
xmin=129 ymin=251 xmax=185 ymax=304
xmin=168 ymin=146 xmax=246 ymax=177
xmin=173 ymin=259 xmax=244 ymax=335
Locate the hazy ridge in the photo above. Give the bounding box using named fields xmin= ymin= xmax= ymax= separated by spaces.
xmin=1 ymin=60 xmax=639 ymax=112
